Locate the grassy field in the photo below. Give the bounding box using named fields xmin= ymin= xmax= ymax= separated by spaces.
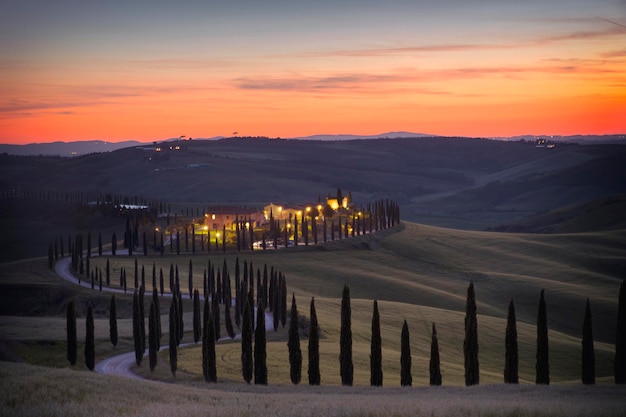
xmin=1 ymin=220 xmax=625 ymax=415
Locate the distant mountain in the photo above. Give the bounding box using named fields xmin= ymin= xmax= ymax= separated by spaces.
xmin=290 ymin=131 xmax=436 ymax=141
xmin=0 ymin=140 xmax=144 ymax=156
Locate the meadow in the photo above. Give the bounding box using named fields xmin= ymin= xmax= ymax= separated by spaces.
xmin=2 ymin=218 xmax=625 ymax=416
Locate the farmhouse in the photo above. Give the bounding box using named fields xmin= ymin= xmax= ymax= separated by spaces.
xmin=204 ymin=205 xmax=265 ymax=231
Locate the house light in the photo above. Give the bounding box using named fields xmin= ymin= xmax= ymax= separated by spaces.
xmin=212 ymin=214 xmax=216 ymax=220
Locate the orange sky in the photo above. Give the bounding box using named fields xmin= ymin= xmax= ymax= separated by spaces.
xmin=1 ymin=1 xmax=625 ymax=144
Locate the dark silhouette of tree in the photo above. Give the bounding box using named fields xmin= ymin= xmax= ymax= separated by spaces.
xmin=241 ymin=301 xmax=254 ymax=384
xmin=139 ymin=285 xmax=146 ymax=353
xmin=430 ymin=323 xmax=442 ymax=386
xmin=111 ymin=233 xmax=117 ymax=256
xmin=340 ymin=284 xmax=353 ymax=386
xmin=536 ymin=289 xmax=550 ymax=385
xmin=98 ymin=232 xmax=103 ymax=257
xmin=464 ymin=282 xmax=479 ymax=386
xmin=188 ymin=259 xmax=193 ymax=299
xmin=85 ymin=305 xmax=95 ymax=371
xmin=152 ymin=288 xmax=161 ymax=346
xmin=106 ymin=258 xmax=110 ymax=286
xmin=132 ymin=290 xmax=143 ymax=366
xmin=177 ymin=291 xmax=184 ymax=344
xmin=370 ymin=300 xmax=383 ymax=386
xmin=400 ymin=319 xmax=412 ymax=387
xmin=169 ymin=301 xmax=177 ymax=377
xmin=288 ymin=293 xmax=302 ymax=385
xmin=504 ymin=298 xmax=519 ymax=384
xmin=616 ymin=280 xmax=626 ymax=384
xmin=212 ymin=293 xmax=221 ymax=341
xmin=254 ymin=304 xmax=268 ymax=385
xmin=308 ymin=297 xmax=320 ymax=385
xmin=193 ymin=289 xmax=201 ymax=343
xmin=582 ymin=298 xmax=595 ymax=385
xmin=110 ymin=295 xmax=118 ymax=348
xmin=66 ymin=301 xmax=77 ymax=365
xmin=206 ymin=313 xmax=217 ymax=382
xmin=149 ymin=301 xmax=158 ymax=372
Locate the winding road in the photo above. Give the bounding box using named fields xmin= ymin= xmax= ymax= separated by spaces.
xmin=56 ymin=254 xmax=274 ymax=379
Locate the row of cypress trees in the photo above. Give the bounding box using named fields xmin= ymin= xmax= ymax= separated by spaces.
xmin=65 ymin=278 xmax=626 ymax=387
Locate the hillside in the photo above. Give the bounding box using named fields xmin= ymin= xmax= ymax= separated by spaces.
xmin=1 ymin=138 xmax=625 ymax=238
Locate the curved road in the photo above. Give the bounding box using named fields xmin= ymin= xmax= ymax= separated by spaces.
xmin=56 ymin=254 xmax=274 ymax=379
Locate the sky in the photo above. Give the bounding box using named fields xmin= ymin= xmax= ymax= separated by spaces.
xmin=1 ymin=0 xmax=625 ymax=144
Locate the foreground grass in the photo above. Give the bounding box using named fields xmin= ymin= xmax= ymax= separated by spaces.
xmin=2 ymin=361 xmax=626 ymax=417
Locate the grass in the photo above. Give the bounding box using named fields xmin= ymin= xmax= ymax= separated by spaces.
xmin=2 ymin=361 xmax=626 ymax=417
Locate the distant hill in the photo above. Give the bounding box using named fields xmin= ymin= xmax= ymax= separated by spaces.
xmin=0 ymin=140 xmax=143 ymax=156
xmin=290 ymin=131 xmax=436 ymax=141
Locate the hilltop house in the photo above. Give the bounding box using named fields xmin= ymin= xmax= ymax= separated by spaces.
xmin=204 ymin=205 xmax=265 ymax=231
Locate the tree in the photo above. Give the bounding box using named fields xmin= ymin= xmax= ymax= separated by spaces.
xmin=582 ymin=298 xmax=595 ymax=385
xmin=111 ymin=233 xmax=117 ymax=256
xmin=149 ymin=301 xmax=158 ymax=372
xmin=110 ymin=295 xmax=118 ymax=348
xmin=430 ymin=323 xmax=442 ymax=386
xmin=308 ymin=297 xmax=320 ymax=385
xmin=206 ymin=313 xmax=217 ymax=382
xmin=616 ymin=280 xmax=626 ymax=384
xmin=169 ymin=301 xmax=178 ymax=377
xmin=224 ymin=300 xmax=235 ymax=339
xmin=132 ymin=290 xmax=143 ymax=366
xmin=254 ymin=304 xmax=268 ymax=385
xmin=504 ymin=299 xmax=519 ymax=384
xmin=98 ymin=232 xmax=103 ymax=257
xmin=66 ymin=301 xmax=77 ymax=365
xmin=288 ymin=293 xmax=302 ymax=385
xmin=400 ymin=319 xmax=412 ymax=387
xmin=193 ymin=289 xmax=201 ymax=343
xmin=188 ymin=259 xmax=193 ymax=299
xmin=536 ymin=289 xmax=550 ymax=384
xmin=464 ymin=281 xmax=479 ymax=386
xmin=370 ymin=300 xmax=383 ymax=386
xmin=340 ymin=284 xmax=353 ymax=386
xmin=85 ymin=305 xmax=95 ymax=371
xmin=241 ymin=301 xmax=254 ymax=383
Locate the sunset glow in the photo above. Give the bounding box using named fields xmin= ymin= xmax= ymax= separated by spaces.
xmin=1 ymin=1 xmax=625 ymax=144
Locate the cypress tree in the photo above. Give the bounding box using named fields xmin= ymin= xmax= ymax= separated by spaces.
xmin=202 ymin=297 xmax=210 ymax=381
xmin=616 ymin=280 xmax=626 ymax=384
xmin=132 ymin=290 xmax=143 ymax=366
xmin=308 ymin=297 xmax=320 ymax=385
xmin=160 ymin=268 xmax=164 ymax=296
xmin=110 ymin=295 xmax=118 ymax=348
xmin=536 ymin=289 xmax=550 ymax=384
xmin=153 ymin=288 xmax=161 ymax=346
xmin=464 ymin=281 xmax=479 ymax=386
xmin=66 ymin=301 xmax=77 ymax=365
xmin=193 ymin=289 xmax=201 ymax=343
xmin=139 ymin=285 xmax=146 ymax=353
xmin=206 ymin=313 xmax=217 ymax=382
xmin=280 ymin=274 xmax=287 ymax=328
xmin=212 ymin=293 xmax=221 ymax=341
xmin=430 ymin=323 xmax=442 ymax=386
xmin=582 ymin=298 xmax=595 ymax=385
xmin=241 ymin=301 xmax=254 ymax=383
xmin=169 ymin=301 xmax=177 ymax=377
xmin=400 ymin=319 xmax=412 ymax=387
xmin=106 ymin=258 xmax=110 ymax=286
xmin=504 ymin=298 xmax=519 ymax=384
xmin=85 ymin=305 xmax=95 ymax=371
xmin=111 ymin=232 xmax=117 ymax=256
xmin=340 ymin=284 xmax=353 ymax=386
xmin=254 ymin=304 xmax=268 ymax=385
xmin=98 ymin=232 xmax=103 ymax=257
xmin=149 ymin=301 xmax=158 ymax=372
xmin=370 ymin=300 xmax=383 ymax=387
xmin=288 ymin=293 xmax=302 ymax=385
xmin=188 ymin=259 xmax=193 ymax=299
xmin=177 ymin=291 xmax=184 ymax=344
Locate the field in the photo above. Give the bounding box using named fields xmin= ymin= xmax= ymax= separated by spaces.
xmin=1 ymin=138 xmax=625 ymax=416
xmin=2 ymin=220 xmax=625 ymax=416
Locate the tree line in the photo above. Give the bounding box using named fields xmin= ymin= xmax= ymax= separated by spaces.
xmin=67 ymin=279 xmax=626 ymax=387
